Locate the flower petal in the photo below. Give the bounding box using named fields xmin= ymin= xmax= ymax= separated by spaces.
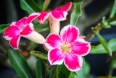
xmin=64 ymin=53 xmax=83 ymax=71
xmin=71 ymin=38 xmax=91 ymax=56
xmin=45 ymin=33 xmax=62 ymax=49
xmin=62 ymin=2 xmax=72 ymax=11
xmin=60 ymin=25 xmax=79 ymax=43
xmin=3 ymin=26 xmax=19 ymax=40
xmin=15 ymin=17 xmax=27 ymax=28
xmin=51 ymin=11 xmax=67 ymax=21
xmin=25 ymin=31 xmax=45 ymax=44
xmin=26 ymin=13 xmax=39 ymax=24
xmin=20 ymin=23 xmax=33 ymax=36
xmin=37 ymin=12 xmax=50 ymax=24
xmin=9 ymin=35 xmax=20 ymax=50
xmin=48 ymin=48 xmax=65 ymax=65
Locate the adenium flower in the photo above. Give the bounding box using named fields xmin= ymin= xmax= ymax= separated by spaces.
xmin=3 ymin=13 xmax=45 ymax=50
xmin=36 ymin=2 xmax=72 ymax=34
xmin=44 ymin=25 xmax=91 ymax=71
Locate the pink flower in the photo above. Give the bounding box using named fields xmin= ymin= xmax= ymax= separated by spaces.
xmin=44 ymin=25 xmax=91 ymax=71
xmin=36 ymin=2 xmax=72 ymax=34
xmin=3 ymin=13 xmax=45 ymax=50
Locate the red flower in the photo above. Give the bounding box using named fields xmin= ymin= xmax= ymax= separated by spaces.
xmin=44 ymin=25 xmax=91 ymax=71
xmin=3 ymin=13 xmax=45 ymax=50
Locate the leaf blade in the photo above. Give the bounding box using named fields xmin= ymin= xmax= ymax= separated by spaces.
xmin=8 ymin=49 xmax=35 ymax=78
xmin=36 ymin=59 xmax=45 ymax=78
xmin=20 ymin=0 xmax=41 ymax=14
xmin=95 ymin=32 xmax=112 ymax=56
xmin=70 ymin=1 xmax=83 ymax=25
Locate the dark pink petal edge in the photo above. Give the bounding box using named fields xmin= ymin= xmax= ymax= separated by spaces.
xmin=48 ymin=48 xmax=65 ymax=65
xmin=71 ymin=40 xmax=91 ymax=56
xmin=60 ymin=25 xmax=79 ymax=43
xmin=64 ymin=53 xmax=83 ymax=71
xmin=44 ymin=33 xmax=62 ymax=49
xmin=9 ymin=35 xmax=20 ymax=50
xmin=26 ymin=13 xmax=40 ymax=24
xmin=37 ymin=12 xmax=50 ymax=24
xmin=62 ymin=2 xmax=72 ymax=11
xmin=50 ymin=11 xmax=68 ymax=21
xmin=20 ymin=23 xmax=34 ymax=36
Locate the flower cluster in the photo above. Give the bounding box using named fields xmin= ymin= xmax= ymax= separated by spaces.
xmin=3 ymin=2 xmax=91 ymax=71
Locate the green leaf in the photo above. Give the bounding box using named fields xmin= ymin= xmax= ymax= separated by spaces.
xmin=8 ymin=49 xmax=35 ymax=78
xmin=36 ymin=58 xmax=45 ymax=78
xmin=46 ymin=67 xmax=56 ymax=78
xmin=95 ymin=32 xmax=112 ymax=56
xmin=68 ymin=58 xmax=90 ymax=78
xmin=70 ymin=1 xmax=83 ymax=25
xmin=112 ymin=60 xmax=116 ymax=69
xmin=34 ymin=24 xmax=49 ymax=32
xmin=58 ymin=64 xmax=70 ymax=78
xmin=109 ymin=20 xmax=116 ymax=26
xmin=43 ymin=0 xmax=51 ymax=11
xmin=30 ymin=51 xmax=48 ymax=60
xmin=20 ymin=0 xmax=41 ymax=14
xmin=0 ymin=24 xmax=10 ymax=31
xmin=110 ymin=0 xmax=116 ymax=18
xmin=90 ymin=38 xmax=116 ymax=54
xmin=102 ymin=17 xmax=111 ymax=28
xmin=37 ymin=0 xmax=44 ymax=10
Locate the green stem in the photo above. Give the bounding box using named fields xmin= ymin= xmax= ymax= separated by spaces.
xmin=85 ymin=15 xmax=116 ymax=41
xmin=108 ymin=60 xmax=113 ymax=76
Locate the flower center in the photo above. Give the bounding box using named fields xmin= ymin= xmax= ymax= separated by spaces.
xmin=61 ymin=43 xmax=71 ymax=53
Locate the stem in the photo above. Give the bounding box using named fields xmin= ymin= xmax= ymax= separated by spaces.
xmin=52 ymin=64 xmax=63 ymax=78
xmin=108 ymin=60 xmax=113 ymax=76
xmin=85 ymin=23 xmax=102 ymax=41
xmin=85 ymin=15 xmax=116 ymax=41
xmin=43 ymin=0 xmax=51 ymax=11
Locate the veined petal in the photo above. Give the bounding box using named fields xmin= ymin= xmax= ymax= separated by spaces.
xmin=37 ymin=12 xmax=50 ymax=24
xmin=45 ymin=33 xmax=62 ymax=49
xmin=51 ymin=11 xmax=67 ymax=21
xmin=26 ymin=13 xmax=39 ymax=24
xmin=60 ymin=25 xmax=79 ymax=43
xmin=20 ymin=23 xmax=33 ymax=36
xmin=48 ymin=48 xmax=65 ymax=65
xmin=3 ymin=26 xmax=19 ymax=40
xmin=15 ymin=17 xmax=27 ymax=28
xmin=62 ymin=2 xmax=72 ymax=11
xmin=64 ymin=53 xmax=83 ymax=71
xmin=9 ymin=35 xmax=20 ymax=50
xmin=71 ymin=39 xmax=91 ymax=56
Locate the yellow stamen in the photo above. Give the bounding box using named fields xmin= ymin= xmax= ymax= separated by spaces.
xmin=61 ymin=43 xmax=71 ymax=53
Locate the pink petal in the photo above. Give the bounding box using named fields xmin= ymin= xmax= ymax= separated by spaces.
xmin=37 ymin=12 xmax=50 ymax=24
xmin=20 ymin=23 xmax=33 ymax=36
xmin=15 ymin=17 xmax=27 ymax=28
xmin=64 ymin=53 xmax=83 ymax=71
xmin=71 ymin=39 xmax=91 ymax=56
xmin=26 ymin=13 xmax=39 ymax=24
xmin=51 ymin=11 xmax=67 ymax=21
xmin=9 ymin=35 xmax=20 ymax=50
xmin=3 ymin=26 xmax=20 ymax=40
xmin=60 ymin=25 xmax=79 ymax=43
xmin=62 ymin=2 xmax=72 ymax=11
xmin=48 ymin=48 xmax=65 ymax=65
xmin=53 ymin=2 xmax=72 ymax=12
xmin=45 ymin=33 xmax=62 ymax=49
